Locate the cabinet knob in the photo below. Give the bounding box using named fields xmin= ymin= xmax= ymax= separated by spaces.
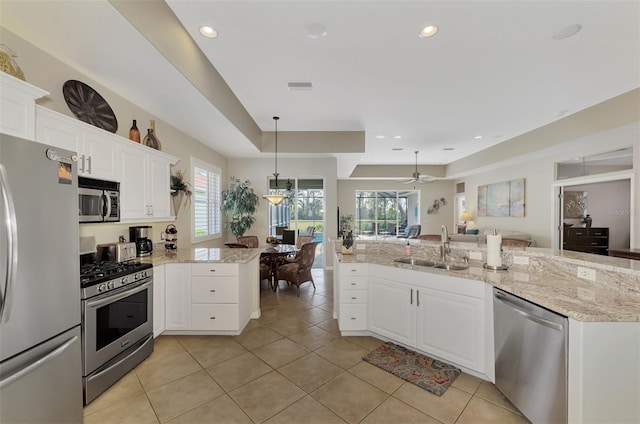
xmin=351 ymin=297 xmax=357 ymax=300
xmin=210 ymin=269 xmax=216 ymax=272
xmin=350 ymin=282 xmax=356 ymax=286
xmin=210 ymin=289 xmax=216 ymax=292
xmin=210 ymin=316 xmax=216 ymax=320
xmin=350 ymin=317 xmax=356 ymax=320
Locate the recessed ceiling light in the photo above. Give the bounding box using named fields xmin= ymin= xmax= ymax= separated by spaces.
xmin=552 ymin=24 xmax=582 ymax=40
xmin=375 ymin=135 xmax=386 ymax=139
xmin=419 ymin=25 xmax=439 ymax=38
xmin=306 ymin=22 xmax=327 ymax=38
xmin=199 ymin=26 xmax=218 ymax=38
xmin=392 ymin=148 xmax=403 ymax=151
xmin=474 ymin=135 xmax=483 ymax=139
xmin=393 ymin=135 xmax=402 ymax=140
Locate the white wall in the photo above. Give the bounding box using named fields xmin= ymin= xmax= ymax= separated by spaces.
xmin=228 ymin=156 xmax=337 ymax=265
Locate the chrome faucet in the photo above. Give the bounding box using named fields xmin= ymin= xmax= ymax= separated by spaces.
xmin=440 ymin=225 xmax=450 ymax=263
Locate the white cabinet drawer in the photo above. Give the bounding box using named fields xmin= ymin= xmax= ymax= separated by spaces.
xmin=339 ymin=304 xmax=368 ymax=331
xmin=191 ymin=263 xmax=238 ymax=277
xmin=340 ymin=289 xmax=368 ymax=304
xmin=191 ymin=277 xmax=238 ymax=303
xmin=191 ymin=304 xmax=239 ymax=330
xmin=339 ymin=263 xmax=368 ymax=276
xmin=340 ymin=275 xmax=368 ymax=290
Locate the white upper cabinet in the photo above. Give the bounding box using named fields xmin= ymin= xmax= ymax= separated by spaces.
xmin=119 ymin=142 xmax=176 ymax=221
xmin=0 ymin=73 xmax=48 ymax=140
xmin=35 ymin=106 xmax=119 ymax=181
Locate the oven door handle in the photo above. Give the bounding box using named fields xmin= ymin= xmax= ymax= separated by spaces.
xmin=86 ymin=280 xmax=152 ymax=309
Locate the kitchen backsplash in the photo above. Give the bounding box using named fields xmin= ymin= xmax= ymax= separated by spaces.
xmin=79 ymin=222 xmax=174 ymax=250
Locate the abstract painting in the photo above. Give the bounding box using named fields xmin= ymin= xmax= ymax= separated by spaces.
xmin=477 ymin=178 xmax=526 ymax=217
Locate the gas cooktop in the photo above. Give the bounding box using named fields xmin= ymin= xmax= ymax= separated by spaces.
xmin=80 ymin=261 xmax=152 ymax=287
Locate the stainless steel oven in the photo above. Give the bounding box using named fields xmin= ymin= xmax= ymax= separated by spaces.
xmin=78 ymin=177 xmax=120 ymax=223
xmin=81 ymin=262 xmax=153 ymax=404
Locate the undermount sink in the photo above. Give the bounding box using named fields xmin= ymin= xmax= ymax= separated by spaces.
xmin=394 ymin=258 xmax=469 ymax=271
xmin=393 ymin=258 xmax=436 ymax=267
xmin=433 ymin=263 xmax=470 ymax=271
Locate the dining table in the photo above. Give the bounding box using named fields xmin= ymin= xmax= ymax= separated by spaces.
xmin=261 ymin=244 xmax=298 ymax=291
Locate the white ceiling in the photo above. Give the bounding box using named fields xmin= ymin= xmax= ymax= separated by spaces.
xmin=2 ymin=1 xmax=639 ymax=179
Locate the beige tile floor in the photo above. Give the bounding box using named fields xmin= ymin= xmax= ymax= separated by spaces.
xmin=83 ymin=269 xmax=529 ymax=424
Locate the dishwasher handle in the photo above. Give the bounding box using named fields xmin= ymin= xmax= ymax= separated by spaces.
xmin=494 ymin=291 xmax=564 ymax=332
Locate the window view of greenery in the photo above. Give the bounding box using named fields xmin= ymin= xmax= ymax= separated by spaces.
xmin=268 ymin=179 xmax=324 ymax=242
xmin=355 ymin=191 xmax=417 ymax=238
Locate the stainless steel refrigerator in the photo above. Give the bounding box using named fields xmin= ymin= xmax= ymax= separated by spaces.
xmin=1 ymin=133 xmax=83 ymax=423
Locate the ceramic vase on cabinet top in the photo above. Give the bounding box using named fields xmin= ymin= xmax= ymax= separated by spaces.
xmin=129 ymin=119 xmax=140 ymax=143
xmin=142 ymin=128 xmax=160 ymax=150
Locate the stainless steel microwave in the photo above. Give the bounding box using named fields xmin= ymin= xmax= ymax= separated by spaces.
xmin=78 ymin=177 xmax=120 ymax=223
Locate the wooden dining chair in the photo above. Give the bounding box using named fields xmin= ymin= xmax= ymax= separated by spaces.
xmin=282 ymin=230 xmax=296 ymax=245
xmin=275 ymin=242 xmax=319 ymax=296
xmin=236 ymin=235 xmax=259 ymax=248
xmin=502 ymin=238 xmax=532 ymax=247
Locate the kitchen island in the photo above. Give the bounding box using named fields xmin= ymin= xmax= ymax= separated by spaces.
xmin=140 ymin=245 xmax=262 ymax=337
xmin=333 ymin=239 xmax=640 ymax=424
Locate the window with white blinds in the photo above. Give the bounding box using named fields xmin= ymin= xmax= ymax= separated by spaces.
xmin=191 ymin=158 xmax=221 ymax=242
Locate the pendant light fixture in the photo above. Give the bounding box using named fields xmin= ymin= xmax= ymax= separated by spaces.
xmin=263 ymin=116 xmax=288 ymax=205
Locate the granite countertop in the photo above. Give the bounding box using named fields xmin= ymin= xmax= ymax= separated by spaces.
xmin=139 ymin=245 xmax=262 ymax=266
xmin=337 ymin=247 xmax=640 ymax=323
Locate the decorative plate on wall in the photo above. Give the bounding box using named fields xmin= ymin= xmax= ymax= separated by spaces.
xmin=62 ymin=80 xmax=118 ymax=133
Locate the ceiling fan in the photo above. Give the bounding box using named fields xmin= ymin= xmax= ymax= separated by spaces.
xmin=404 ymin=150 xmax=436 ymax=184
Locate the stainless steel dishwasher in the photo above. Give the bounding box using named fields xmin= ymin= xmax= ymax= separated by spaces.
xmin=494 ymin=288 xmax=568 ymax=424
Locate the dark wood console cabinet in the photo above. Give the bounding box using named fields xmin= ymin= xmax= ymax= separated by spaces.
xmin=563 ymin=227 xmax=609 ymax=255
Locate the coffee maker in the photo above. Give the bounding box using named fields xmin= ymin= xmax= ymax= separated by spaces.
xmin=129 ymin=225 xmax=153 ymax=257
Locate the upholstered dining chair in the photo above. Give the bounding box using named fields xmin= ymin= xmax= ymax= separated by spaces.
xmin=236 ymin=235 xmax=259 ymax=248
xmin=501 ymin=238 xmax=532 ymax=247
xmin=275 ymin=242 xmax=319 ymax=296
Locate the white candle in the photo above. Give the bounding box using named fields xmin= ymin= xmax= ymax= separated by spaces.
xmin=486 ymin=234 xmax=502 ymax=267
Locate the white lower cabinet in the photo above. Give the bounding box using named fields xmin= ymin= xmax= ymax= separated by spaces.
xmin=164 ymin=264 xmax=191 ymax=331
xmin=163 ymin=261 xmax=256 ymax=334
xmin=339 ymin=263 xmax=487 ymax=375
xmin=369 ymin=277 xmax=416 ymax=346
xmin=152 ymin=265 xmax=165 ymax=337
xmin=415 ymin=287 xmax=485 ymax=372
xmin=336 ymin=262 xmax=369 ymax=331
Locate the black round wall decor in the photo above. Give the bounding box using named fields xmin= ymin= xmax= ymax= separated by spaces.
xmin=62 ymin=80 xmax=118 ymax=133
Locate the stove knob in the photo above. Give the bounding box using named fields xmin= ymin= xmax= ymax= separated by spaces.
xmin=98 ymin=283 xmax=106 ymax=292
xmin=122 ymin=276 xmax=129 ymax=285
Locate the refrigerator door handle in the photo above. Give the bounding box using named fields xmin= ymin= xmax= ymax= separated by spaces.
xmin=0 ymin=164 xmax=18 ymax=324
xmin=0 ymin=335 xmax=78 ymax=389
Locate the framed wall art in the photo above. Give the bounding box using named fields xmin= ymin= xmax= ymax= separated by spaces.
xmin=477 ymin=178 xmax=526 ymax=217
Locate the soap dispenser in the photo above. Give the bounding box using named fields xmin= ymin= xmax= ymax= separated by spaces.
xmin=405 ymin=240 xmax=412 ymax=256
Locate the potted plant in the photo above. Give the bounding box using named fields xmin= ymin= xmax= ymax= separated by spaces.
xmin=221 ymin=177 xmax=259 ymax=238
xmin=170 ymin=169 xmax=192 ymax=216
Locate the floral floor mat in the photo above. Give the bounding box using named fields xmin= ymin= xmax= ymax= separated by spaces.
xmin=362 ymin=342 xmax=461 ymax=396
